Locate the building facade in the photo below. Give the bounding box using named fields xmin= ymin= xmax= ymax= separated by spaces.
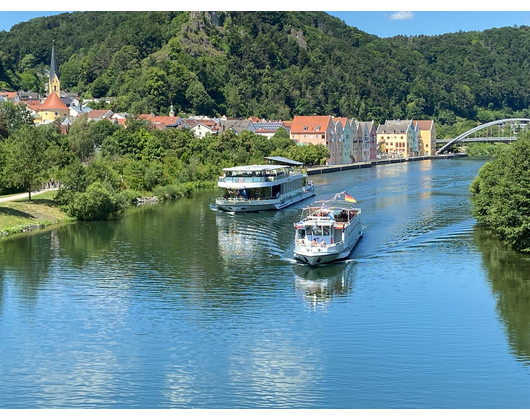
xmin=376 ymin=119 xmax=417 ymax=158
xmin=413 ymin=120 xmax=437 ymax=156
xmin=290 ymin=116 xmax=334 ymax=164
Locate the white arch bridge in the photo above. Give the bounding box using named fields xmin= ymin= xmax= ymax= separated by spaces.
xmin=437 ymin=118 xmax=530 ymax=154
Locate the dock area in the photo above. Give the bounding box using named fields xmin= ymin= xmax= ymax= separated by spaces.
xmin=306 ymin=153 xmax=468 ymax=175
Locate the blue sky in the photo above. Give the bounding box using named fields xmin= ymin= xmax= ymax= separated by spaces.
xmin=327 ymin=11 xmax=530 ymax=38
xmin=0 ymin=12 xmax=69 ymax=32
xmin=1 ymin=11 xmax=529 ymax=38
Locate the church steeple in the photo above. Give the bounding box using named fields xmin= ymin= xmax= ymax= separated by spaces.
xmin=48 ymin=44 xmax=60 ymax=95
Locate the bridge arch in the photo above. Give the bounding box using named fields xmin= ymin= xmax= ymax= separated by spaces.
xmin=437 ymin=118 xmax=530 ymax=154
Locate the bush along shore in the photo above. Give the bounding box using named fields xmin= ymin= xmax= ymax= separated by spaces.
xmin=0 ymin=182 xmax=207 ymax=238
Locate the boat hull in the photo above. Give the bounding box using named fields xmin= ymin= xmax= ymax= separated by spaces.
xmin=294 ymin=225 xmax=363 ymax=266
xmin=216 ymin=188 xmax=315 ymax=213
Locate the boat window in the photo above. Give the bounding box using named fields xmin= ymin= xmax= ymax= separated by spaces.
xmin=323 ymin=226 xmax=331 ymax=236
xmin=305 ymin=226 xmax=313 ymax=236
xmin=297 ymin=229 xmax=305 ymax=239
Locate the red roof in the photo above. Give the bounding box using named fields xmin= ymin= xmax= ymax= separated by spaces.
xmin=248 ymin=116 xmax=261 ymax=123
xmin=332 ymin=117 xmax=349 ymax=128
xmin=0 ymin=91 xmax=18 ymax=99
xmin=413 ymin=120 xmax=434 ymax=130
xmin=283 ymin=121 xmax=293 ymax=128
xmin=138 ymin=114 xmax=181 ymax=127
xmin=22 ymin=100 xmax=42 ymax=112
xmin=87 ymin=109 xmax=112 ymax=119
xmin=39 ymin=92 xmax=68 ymax=110
xmin=291 ymin=116 xmax=331 ymax=134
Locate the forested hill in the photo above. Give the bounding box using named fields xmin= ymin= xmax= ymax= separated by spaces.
xmin=1 ymin=11 xmax=530 ymax=130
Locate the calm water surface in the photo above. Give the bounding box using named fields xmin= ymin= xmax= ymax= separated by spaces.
xmin=2 ymin=158 xmax=530 ymax=408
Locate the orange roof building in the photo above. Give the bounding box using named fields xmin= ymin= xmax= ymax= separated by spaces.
xmin=36 ymin=92 xmax=70 ymax=123
xmin=291 ymin=115 xmax=340 ymax=164
xmin=138 ymin=114 xmax=182 ymax=130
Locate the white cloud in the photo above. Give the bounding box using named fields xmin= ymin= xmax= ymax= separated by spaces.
xmin=389 ymin=11 xmax=415 ymax=21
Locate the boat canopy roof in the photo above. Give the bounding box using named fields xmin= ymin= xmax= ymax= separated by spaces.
xmin=265 ymin=156 xmax=303 ymax=166
xmin=222 ymin=164 xmax=288 ymax=171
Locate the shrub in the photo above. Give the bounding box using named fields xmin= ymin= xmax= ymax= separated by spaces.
xmin=68 ymin=182 xmax=119 ymax=221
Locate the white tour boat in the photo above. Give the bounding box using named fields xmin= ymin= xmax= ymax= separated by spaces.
xmin=214 ymin=156 xmax=315 ymax=213
xmin=293 ymin=191 xmax=363 ymax=266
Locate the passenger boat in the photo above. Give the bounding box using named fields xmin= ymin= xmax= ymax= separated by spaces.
xmin=293 ymin=191 xmax=362 ymax=266
xmin=214 ymin=156 xmax=315 ymax=213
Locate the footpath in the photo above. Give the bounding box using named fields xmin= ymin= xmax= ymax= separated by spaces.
xmin=0 ymin=187 xmax=59 ymax=203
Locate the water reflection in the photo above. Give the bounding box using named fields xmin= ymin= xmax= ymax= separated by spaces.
xmin=216 ymin=212 xmax=262 ymax=263
xmin=56 ymin=221 xmax=120 ymax=269
xmin=0 ymin=232 xmax=54 ymax=302
xmin=474 ymin=226 xmax=530 ymax=365
xmin=293 ymin=262 xmax=356 ymax=310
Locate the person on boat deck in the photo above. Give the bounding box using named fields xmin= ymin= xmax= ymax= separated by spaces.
xmin=320 ymin=238 xmax=326 ymax=246
xmin=242 ymin=189 xmax=247 ymax=198
xmin=312 ymin=238 xmax=318 ymax=246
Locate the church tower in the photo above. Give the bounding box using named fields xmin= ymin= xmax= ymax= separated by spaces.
xmin=48 ymin=45 xmax=60 ymax=95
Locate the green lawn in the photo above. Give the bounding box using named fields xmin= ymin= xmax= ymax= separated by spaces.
xmin=0 ymin=191 xmax=71 ymax=236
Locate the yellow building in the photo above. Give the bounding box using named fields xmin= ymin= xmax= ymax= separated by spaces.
xmin=413 ymin=120 xmax=436 ymax=156
xmin=376 ymin=119 xmax=414 ymax=158
xmin=30 ymin=46 xmax=70 ymax=124
xmin=37 ymin=92 xmax=70 ymax=123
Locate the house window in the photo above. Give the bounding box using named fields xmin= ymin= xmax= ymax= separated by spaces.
xmin=304 ymin=135 xmax=306 ymax=139
xmin=387 ymin=136 xmax=390 ymax=139
xmin=322 ymin=135 xmax=325 ymax=139
xmin=303 ymin=126 xmax=308 ymax=131
xmin=401 ymin=136 xmax=403 ymax=139
xmin=316 ymin=126 xmax=320 ymax=130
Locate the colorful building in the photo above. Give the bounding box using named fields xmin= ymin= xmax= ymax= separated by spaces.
xmin=35 ymin=92 xmax=70 ymax=123
xmin=376 ymin=119 xmax=417 ymax=158
xmin=290 ymin=116 xmax=336 ymax=164
xmin=413 ymin=120 xmax=437 ymax=156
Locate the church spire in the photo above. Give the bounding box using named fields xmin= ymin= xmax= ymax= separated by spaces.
xmin=48 ymin=43 xmax=60 ymax=95
xmin=50 ymin=44 xmax=57 ymax=85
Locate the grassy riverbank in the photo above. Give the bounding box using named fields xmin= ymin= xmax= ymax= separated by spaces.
xmin=0 ymin=191 xmax=73 ymax=237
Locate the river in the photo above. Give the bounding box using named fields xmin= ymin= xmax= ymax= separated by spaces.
xmin=1 ymin=158 xmax=530 ymax=408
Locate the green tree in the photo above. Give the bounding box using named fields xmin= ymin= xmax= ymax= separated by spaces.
xmin=3 ymin=125 xmax=50 ymax=200
xmin=67 ymin=116 xmax=94 ymax=161
xmin=470 ymin=132 xmax=530 ymax=252
xmin=0 ymin=102 xmax=34 ymax=137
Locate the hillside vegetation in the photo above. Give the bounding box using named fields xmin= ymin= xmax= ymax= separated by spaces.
xmin=1 ymin=11 xmax=530 ymax=135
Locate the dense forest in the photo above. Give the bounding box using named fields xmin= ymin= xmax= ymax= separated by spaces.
xmin=1 ymin=11 xmax=530 ymax=137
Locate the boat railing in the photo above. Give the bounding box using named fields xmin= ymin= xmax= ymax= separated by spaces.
xmin=295 ymin=239 xmax=344 ymax=248
xmin=218 ymin=196 xmax=279 ymax=203
xmin=219 ymin=169 xmax=303 ymax=183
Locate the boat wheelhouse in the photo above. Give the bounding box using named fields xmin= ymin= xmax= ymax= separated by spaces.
xmin=294 ymin=192 xmax=362 ymax=266
xmin=214 ymin=156 xmax=315 ymax=212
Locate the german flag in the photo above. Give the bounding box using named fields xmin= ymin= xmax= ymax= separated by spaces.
xmin=344 ymin=192 xmax=356 ymax=203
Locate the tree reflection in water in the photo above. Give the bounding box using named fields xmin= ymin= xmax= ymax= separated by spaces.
xmin=474 ymin=226 xmax=530 ymax=365
xmin=0 ymin=231 xmax=55 ymax=303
